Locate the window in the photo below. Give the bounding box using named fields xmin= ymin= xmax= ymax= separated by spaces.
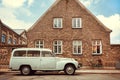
xmin=1 ymin=34 xmax=6 ymax=43
xmin=27 ymin=51 xmax=40 ymax=57
xmin=53 ymin=40 xmax=62 ymax=54
xmin=13 ymin=51 xmax=26 ymax=57
xmin=53 ymin=18 xmax=62 ymax=28
xmin=72 ymin=18 xmax=82 ymax=28
xmin=73 ymin=41 xmax=82 ymax=54
xmin=8 ymin=37 xmax=12 ymax=44
xmin=35 ymin=40 xmax=44 ymax=48
xmin=41 ymin=51 xmax=53 ymax=57
xmin=13 ymin=39 xmax=17 ymax=44
xmin=92 ymin=40 xmax=102 ymax=54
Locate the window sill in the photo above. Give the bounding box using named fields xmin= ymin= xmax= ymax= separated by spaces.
xmin=92 ymin=53 xmax=102 ymax=56
xmin=55 ymin=53 xmax=63 ymax=55
xmin=73 ymin=54 xmax=83 ymax=56
xmin=72 ymin=27 xmax=82 ymax=29
xmin=53 ymin=27 xmax=63 ymax=29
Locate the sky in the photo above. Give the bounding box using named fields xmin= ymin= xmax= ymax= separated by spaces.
xmin=0 ymin=0 xmax=120 ymax=44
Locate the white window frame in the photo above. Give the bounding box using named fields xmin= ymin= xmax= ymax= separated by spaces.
xmin=72 ymin=18 xmax=82 ymax=28
xmin=53 ymin=40 xmax=62 ymax=54
xmin=92 ymin=40 xmax=102 ymax=55
xmin=35 ymin=40 xmax=44 ymax=48
xmin=53 ymin=18 xmax=63 ymax=28
xmin=73 ymin=40 xmax=82 ymax=54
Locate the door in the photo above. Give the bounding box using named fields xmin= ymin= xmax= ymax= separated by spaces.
xmin=40 ymin=51 xmax=56 ymax=70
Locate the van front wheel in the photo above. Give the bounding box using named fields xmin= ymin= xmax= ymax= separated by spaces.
xmin=64 ymin=65 xmax=75 ymax=75
xmin=20 ymin=66 xmax=31 ymax=75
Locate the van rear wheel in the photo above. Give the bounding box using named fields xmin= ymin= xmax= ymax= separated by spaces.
xmin=20 ymin=66 xmax=31 ymax=75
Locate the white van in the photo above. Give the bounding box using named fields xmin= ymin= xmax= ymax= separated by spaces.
xmin=9 ymin=48 xmax=80 ymax=75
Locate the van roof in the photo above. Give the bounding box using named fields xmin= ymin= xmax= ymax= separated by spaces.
xmin=13 ymin=48 xmax=52 ymax=52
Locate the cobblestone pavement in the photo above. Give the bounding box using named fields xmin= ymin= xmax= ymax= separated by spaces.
xmin=0 ymin=71 xmax=120 ymax=80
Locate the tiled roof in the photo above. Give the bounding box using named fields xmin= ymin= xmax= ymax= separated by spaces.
xmin=0 ymin=19 xmax=25 ymax=35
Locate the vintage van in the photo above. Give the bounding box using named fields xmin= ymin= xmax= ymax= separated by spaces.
xmin=9 ymin=48 xmax=80 ymax=75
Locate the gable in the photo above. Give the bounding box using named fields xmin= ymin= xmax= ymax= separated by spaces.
xmin=27 ymin=0 xmax=112 ymax=33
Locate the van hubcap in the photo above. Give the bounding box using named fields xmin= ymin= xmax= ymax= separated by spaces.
xmin=66 ymin=66 xmax=74 ymax=74
xmin=22 ymin=67 xmax=30 ymax=75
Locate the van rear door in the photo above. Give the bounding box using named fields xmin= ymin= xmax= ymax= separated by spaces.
xmin=40 ymin=51 xmax=56 ymax=70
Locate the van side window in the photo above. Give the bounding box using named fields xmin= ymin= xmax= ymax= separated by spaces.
xmin=27 ymin=51 xmax=40 ymax=57
xmin=41 ymin=51 xmax=52 ymax=57
xmin=13 ymin=51 xmax=26 ymax=57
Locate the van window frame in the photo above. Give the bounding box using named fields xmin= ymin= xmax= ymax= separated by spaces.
xmin=26 ymin=50 xmax=40 ymax=57
xmin=40 ymin=50 xmax=54 ymax=57
xmin=13 ymin=50 xmax=27 ymax=57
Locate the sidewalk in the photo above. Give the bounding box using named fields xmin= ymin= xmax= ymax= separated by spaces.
xmin=77 ymin=70 xmax=120 ymax=74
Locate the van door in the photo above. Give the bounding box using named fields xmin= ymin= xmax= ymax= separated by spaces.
xmin=40 ymin=51 xmax=56 ymax=70
xmin=27 ymin=50 xmax=40 ymax=70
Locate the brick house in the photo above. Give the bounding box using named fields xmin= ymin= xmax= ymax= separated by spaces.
xmin=0 ymin=20 xmax=27 ymax=67
xmin=27 ymin=0 xmax=119 ymax=67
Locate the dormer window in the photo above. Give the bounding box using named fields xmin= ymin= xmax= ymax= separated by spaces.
xmin=72 ymin=18 xmax=82 ymax=28
xmin=53 ymin=18 xmax=62 ymax=28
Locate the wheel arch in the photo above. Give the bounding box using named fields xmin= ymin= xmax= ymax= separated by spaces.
xmin=19 ymin=65 xmax=32 ymax=70
xmin=64 ymin=63 xmax=76 ymax=70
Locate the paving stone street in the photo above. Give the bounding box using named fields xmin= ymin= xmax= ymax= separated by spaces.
xmin=0 ymin=71 xmax=120 ymax=80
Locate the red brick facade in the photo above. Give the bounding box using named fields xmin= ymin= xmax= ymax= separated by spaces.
xmin=27 ymin=0 xmax=119 ymax=67
xmin=0 ymin=20 xmax=27 ymax=69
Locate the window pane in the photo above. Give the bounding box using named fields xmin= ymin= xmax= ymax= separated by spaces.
xmin=27 ymin=51 xmax=40 ymax=57
xmin=54 ymin=18 xmax=62 ymax=28
xmin=54 ymin=41 xmax=57 ymax=45
xmin=13 ymin=51 xmax=26 ymax=57
xmin=72 ymin=18 xmax=82 ymax=28
xmin=8 ymin=37 xmax=12 ymax=44
xmin=73 ymin=41 xmax=82 ymax=54
xmin=54 ymin=19 xmax=57 ymax=27
xmin=36 ymin=41 xmax=39 ymax=44
xmin=58 ymin=41 xmax=61 ymax=45
xmin=73 ymin=19 xmax=76 ymax=27
xmin=35 ymin=40 xmax=44 ymax=48
xmin=92 ymin=46 xmax=97 ymax=53
xmin=58 ymin=46 xmax=61 ymax=53
xmin=92 ymin=40 xmax=102 ymax=54
xmin=53 ymin=40 xmax=62 ymax=54
xmin=54 ymin=46 xmax=57 ymax=53
xmin=74 ymin=46 xmax=77 ymax=54
xmin=97 ymin=46 xmax=100 ymax=53
xmin=1 ymin=34 xmax=6 ymax=43
xmin=58 ymin=19 xmax=61 ymax=27
xmin=41 ymin=51 xmax=52 ymax=57
xmin=77 ymin=18 xmax=80 ymax=27
xmin=78 ymin=46 xmax=81 ymax=53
